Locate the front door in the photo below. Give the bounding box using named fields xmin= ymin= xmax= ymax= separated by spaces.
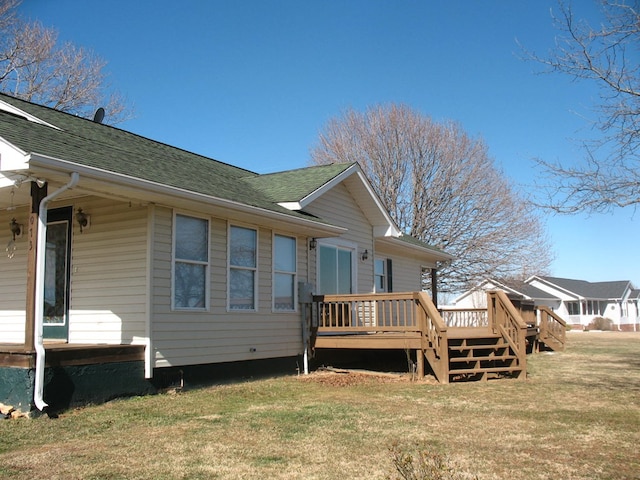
xmin=43 ymin=207 xmax=72 ymax=341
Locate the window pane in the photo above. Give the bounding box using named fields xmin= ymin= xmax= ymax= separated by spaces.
xmin=274 ymin=235 xmax=295 ymax=272
xmin=230 ymin=268 xmax=255 ymax=309
xmin=319 ymin=245 xmax=337 ymax=294
xmin=44 ymin=222 xmax=69 ymax=324
xmin=230 ymin=226 xmax=256 ymax=268
xmin=175 ymin=262 xmax=206 ymax=308
xmin=337 ymin=249 xmax=352 ymax=294
xmin=176 ymin=215 xmax=208 ymax=261
xmin=374 ymin=259 xmax=385 ymax=276
xmin=275 ymin=272 xmax=294 ymax=310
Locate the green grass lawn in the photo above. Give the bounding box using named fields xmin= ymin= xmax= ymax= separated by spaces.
xmin=1 ymin=332 xmax=639 ymax=479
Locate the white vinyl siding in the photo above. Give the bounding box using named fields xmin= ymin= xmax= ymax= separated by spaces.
xmin=152 ymin=208 xmax=304 ymax=368
xmin=0 ymin=206 xmax=28 ymax=343
xmin=0 ymin=198 xmax=149 ymax=345
xmin=67 ymin=197 xmax=148 ymax=344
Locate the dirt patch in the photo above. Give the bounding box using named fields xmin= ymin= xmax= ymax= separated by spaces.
xmin=298 ymin=368 xmax=439 ymax=387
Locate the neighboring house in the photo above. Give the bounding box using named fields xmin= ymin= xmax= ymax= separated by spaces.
xmin=526 ymin=276 xmax=638 ymax=331
xmin=452 ymin=278 xmax=559 ymax=309
xmin=453 ymin=276 xmax=639 ymax=331
xmin=0 ymin=93 xmax=452 ymax=413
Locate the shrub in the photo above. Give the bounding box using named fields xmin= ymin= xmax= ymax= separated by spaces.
xmin=588 ymin=317 xmax=614 ymax=331
xmin=388 ymin=442 xmax=477 ymax=480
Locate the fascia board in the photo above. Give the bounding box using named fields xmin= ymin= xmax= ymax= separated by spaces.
xmin=353 ymin=170 xmax=401 ymax=236
xmin=27 ymin=153 xmax=347 ymax=236
xmin=0 ymin=99 xmax=61 ymax=130
xmin=0 ymin=137 xmax=30 ymax=171
xmin=294 ymin=164 xmax=358 ymax=209
xmin=528 ymin=276 xmax=582 ymax=299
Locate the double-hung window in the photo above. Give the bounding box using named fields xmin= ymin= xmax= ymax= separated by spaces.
xmin=374 ymin=258 xmax=387 ymax=293
xmin=273 ymin=234 xmax=296 ymax=311
xmin=173 ymin=213 xmax=209 ymax=310
xmin=229 ymin=225 xmax=257 ymax=310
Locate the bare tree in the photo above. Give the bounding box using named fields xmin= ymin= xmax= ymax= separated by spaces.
xmin=310 ymin=104 xmax=553 ymax=294
xmin=0 ymin=0 xmax=131 ymax=123
xmin=526 ymin=0 xmax=639 ymax=213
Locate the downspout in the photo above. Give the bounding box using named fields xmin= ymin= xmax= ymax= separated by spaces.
xmin=33 ymin=172 xmax=79 ymax=411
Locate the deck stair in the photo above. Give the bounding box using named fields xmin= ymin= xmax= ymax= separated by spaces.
xmin=447 ymin=329 xmax=524 ymax=381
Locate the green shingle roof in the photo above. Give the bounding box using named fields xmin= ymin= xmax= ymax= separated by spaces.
xmin=245 ymin=163 xmax=354 ymax=203
xmin=0 ymin=94 xmax=348 ymax=218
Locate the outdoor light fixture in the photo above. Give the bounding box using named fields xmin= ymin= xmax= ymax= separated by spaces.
xmin=9 ymin=218 xmax=21 ymax=240
xmin=6 ymin=218 xmax=22 ymax=259
xmin=76 ymin=208 xmax=90 ymax=233
xmin=361 ymin=249 xmax=369 ymax=261
xmin=309 ymin=238 xmax=317 ymax=250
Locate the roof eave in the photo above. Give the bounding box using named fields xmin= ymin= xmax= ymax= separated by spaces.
xmin=22 ymin=152 xmax=347 ymax=237
xmin=376 ymin=235 xmax=453 ymax=263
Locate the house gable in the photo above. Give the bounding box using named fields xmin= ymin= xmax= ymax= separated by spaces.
xmin=246 ymin=162 xmax=401 ymax=238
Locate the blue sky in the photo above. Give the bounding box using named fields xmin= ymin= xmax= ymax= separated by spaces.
xmin=19 ymin=0 xmax=639 ymax=285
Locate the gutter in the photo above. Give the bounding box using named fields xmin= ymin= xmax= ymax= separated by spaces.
xmin=33 ymin=172 xmax=79 ymax=411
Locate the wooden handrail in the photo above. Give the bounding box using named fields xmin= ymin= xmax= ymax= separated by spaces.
xmin=537 ymin=305 xmax=567 ymax=351
xmin=487 ymin=290 xmax=527 ymax=380
xmin=416 ymin=292 xmax=449 ymax=384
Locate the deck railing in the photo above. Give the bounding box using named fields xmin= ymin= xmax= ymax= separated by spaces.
xmin=440 ymin=308 xmax=488 ymax=328
xmin=538 ymin=305 xmax=567 ymax=351
xmin=487 ymin=290 xmax=528 ymax=379
xmin=313 ymin=292 xmax=420 ymax=332
xmin=312 ymin=292 xmax=449 ymax=383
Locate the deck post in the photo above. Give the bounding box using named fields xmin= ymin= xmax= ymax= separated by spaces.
xmin=24 ymin=181 xmax=47 ymax=352
xmin=430 ymin=268 xmax=438 ymax=308
xmin=416 ymin=349 xmax=424 ymax=378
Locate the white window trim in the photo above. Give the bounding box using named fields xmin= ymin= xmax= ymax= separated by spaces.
xmin=316 ymin=238 xmax=358 ymax=295
xmin=227 ymin=223 xmax=259 ymax=312
xmin=171 ymin=211 xmax=210 ymax=311
xmin=272 ymin=233 xmax=298 ymax=312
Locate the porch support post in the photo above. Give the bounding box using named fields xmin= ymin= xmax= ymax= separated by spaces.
xmin=416 ymin=349 xmax=424 ymax=378
xmin=430 ymin=268 xmax=438 ymax=309
xmin=24 ymin=181 xmax=47 ymax=352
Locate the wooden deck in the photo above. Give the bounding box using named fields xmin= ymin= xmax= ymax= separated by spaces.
xmin=309 ymin=291 xmax=566 ymax=383
xmin=0 ymin=343 xmax=145 ymax=368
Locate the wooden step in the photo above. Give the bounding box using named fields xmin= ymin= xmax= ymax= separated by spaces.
xmin=449 ymin=354 xmax=517 ymax=363
xmin=448 ymin=365 xmax=523 ymax=375
xmin=448 ymin=343 xmax=509 ymax=352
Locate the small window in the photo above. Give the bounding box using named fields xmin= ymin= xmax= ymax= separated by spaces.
xmin=374 ymin=258 xmax=386 ymax=292
xmin=274 ymin=234 xmax=296 ymax=311
xmin=229 ymin=225 xmax=257 ymax=310
xmin=173 ymin=214 xmax=209 ymax=309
